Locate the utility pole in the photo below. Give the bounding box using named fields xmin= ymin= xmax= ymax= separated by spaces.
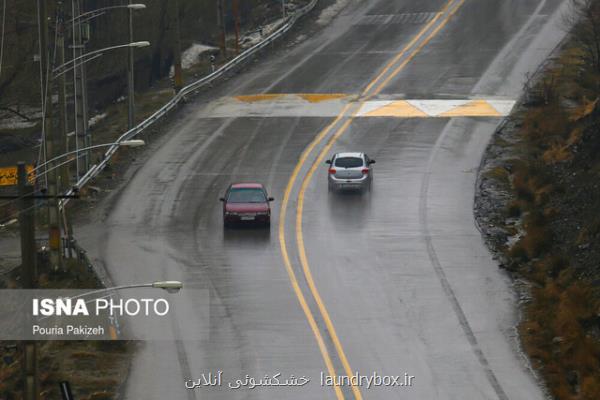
xmin=57 ymin=1 xmax=71 ymax=263
xmin=18 ymin=163 xmax=36 ymax=290
xmin=217 ymin=0 xmax=226 ymax=57
xmin=233 ymin=0 xmax=240 ymax=55
xmin=127 ymin=0 xmax=135 ymax=129
xmin=18 ymin=161 xmax=38 ymax=400
xmin=38 ymin=0 xmax=61 ymax=271
xmin=81 ymin=21 xmax=90 ymax=172
xmin=72 ymin=0 xmax=89 ymax=177
xmin=172 ymin=0 xmax=183 ymax=91
xmin=282 ymin=0 xmax=286 ymax=19
xmin=57 ymin=2 xmax=69 ymax=189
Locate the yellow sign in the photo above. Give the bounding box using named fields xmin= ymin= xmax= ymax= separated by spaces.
xmin=0 ymin=165 xmax=36 ymax=186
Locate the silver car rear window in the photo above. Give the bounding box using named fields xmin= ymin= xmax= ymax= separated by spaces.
xmin=334 ymin=157 xmax=363 ymax=168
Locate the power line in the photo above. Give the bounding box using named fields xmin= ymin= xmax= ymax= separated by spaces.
xmin=0 ymin=201 xmax=43 ymax=226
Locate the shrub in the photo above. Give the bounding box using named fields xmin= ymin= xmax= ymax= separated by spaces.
xmin=509 ymin=242 xmax=529 ymax=262
xmin=486 ymin=166 xmax=510 ymax=185
xmin=521 ymin=102 xmax=570 ymax=144
xmin=523 ymin=226 xmax=552 ymax=258
xmin=507 ymin=200 xmax=522 ymax=218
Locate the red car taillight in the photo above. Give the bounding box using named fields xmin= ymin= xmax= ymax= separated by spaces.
xmin=328 ymin=168 xmax=337 ymax=174
xmin=362 ymin=168 xmax=369 ymax=175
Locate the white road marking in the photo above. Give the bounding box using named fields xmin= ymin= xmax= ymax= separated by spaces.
xmin=201 ymin=95 xmax=516 ymax=118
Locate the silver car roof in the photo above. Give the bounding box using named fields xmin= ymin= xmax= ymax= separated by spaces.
xmin=334 ymin=152 xmax=364 ymax=158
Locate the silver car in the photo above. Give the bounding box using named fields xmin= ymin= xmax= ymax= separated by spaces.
xmin=326 ymin=152 xmax=375 ymax=192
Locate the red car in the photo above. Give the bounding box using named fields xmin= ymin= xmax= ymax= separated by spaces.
xmin=220 ymin=183 xmax=274 ymax=228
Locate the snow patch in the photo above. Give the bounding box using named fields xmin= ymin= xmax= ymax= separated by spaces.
xmin=169 ymin=43 xmax=218 ymax=77
xmin=88 ymin=112 xmax=107 ymax=127
xmin=181 ymin=44 xmax=218 ymax=69
xmin=0 ymin=120 xmax=38 ymax=130
xmin=0 ymin=106 xmax=42 ymax=130
xmin=240 ymin=18 xmax=286 ymax=49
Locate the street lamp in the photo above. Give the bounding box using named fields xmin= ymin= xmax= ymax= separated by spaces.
xmin=33 ymin=140 xmax=145 ymax=179
xmin=152 ymin=281 xmax=184 ymax=293
xmin=52 ymin=41 xmax=148 ymax=178
xmin=37 ymin=281 xmax=183 ymax=321
xmin=69 ymin=280 xmax=184 ymax=301
xmin=69 ymin=3 xmax=146 ymax=24
xmin=127 ymin=4 xmax=147 ymax=10
xmin=53 ymin=41 xmax=150 ymax=77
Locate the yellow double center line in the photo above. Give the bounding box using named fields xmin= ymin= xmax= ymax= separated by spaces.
xmin=278 ymin=1 xmax=466 ymax=399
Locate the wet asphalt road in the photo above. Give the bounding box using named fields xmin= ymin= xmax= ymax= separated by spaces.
xmin=81 ymin=0 xmax=570 ymax=399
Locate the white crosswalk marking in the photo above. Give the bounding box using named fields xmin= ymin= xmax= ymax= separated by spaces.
xmin=356 ymin=13 xmax=439 ymax=25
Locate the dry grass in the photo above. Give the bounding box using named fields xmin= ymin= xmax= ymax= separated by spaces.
xmin=38 ymin=340 xmax=131 ymax=400
xmin=570 ymin=97 xmax=598 ymax=121
xmin=521 ymin=226 xmax=552 ymax=259
xmin=0 ymin=256 xmax=131 ymax=399
xmin=521 ymin=102 xmax=570 ymax=143
xmin=500 ymin=11 xmax=600 ymax=398
xmin=485 ymin=166 xmax=511 ymax=186
xmin=521 ymin=277 xmax=600 ymax=399
xmin=543 ymin=141 xmax=574 ymax=164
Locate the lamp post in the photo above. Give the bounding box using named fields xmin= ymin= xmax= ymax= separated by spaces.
xmin=70 ymin=280 xmax=184 ymax=301
xmin=67 ymin=3 xmax=146 ymax=177
xmin=127 ymin=2 xmax=147 ymax=129
xmin=69 ymin=3 xmax=146 ymax=25
xmin=54 ymin=41 xmax=150 ymax=76
xmin=51 ymin=40 xmax=148 ymax=178
xmin=66 ymin=3 xmax=146 ymax=130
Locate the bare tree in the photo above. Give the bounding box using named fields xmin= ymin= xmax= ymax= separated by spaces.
xmin=569 ymin=0 xmax=600 ymax=72
xmin=0 ymin=0 xmax=40 ymax=108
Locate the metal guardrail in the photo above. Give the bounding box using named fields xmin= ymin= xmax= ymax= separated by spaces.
xmin=61 ymin=0 xmax=319 ymax=206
